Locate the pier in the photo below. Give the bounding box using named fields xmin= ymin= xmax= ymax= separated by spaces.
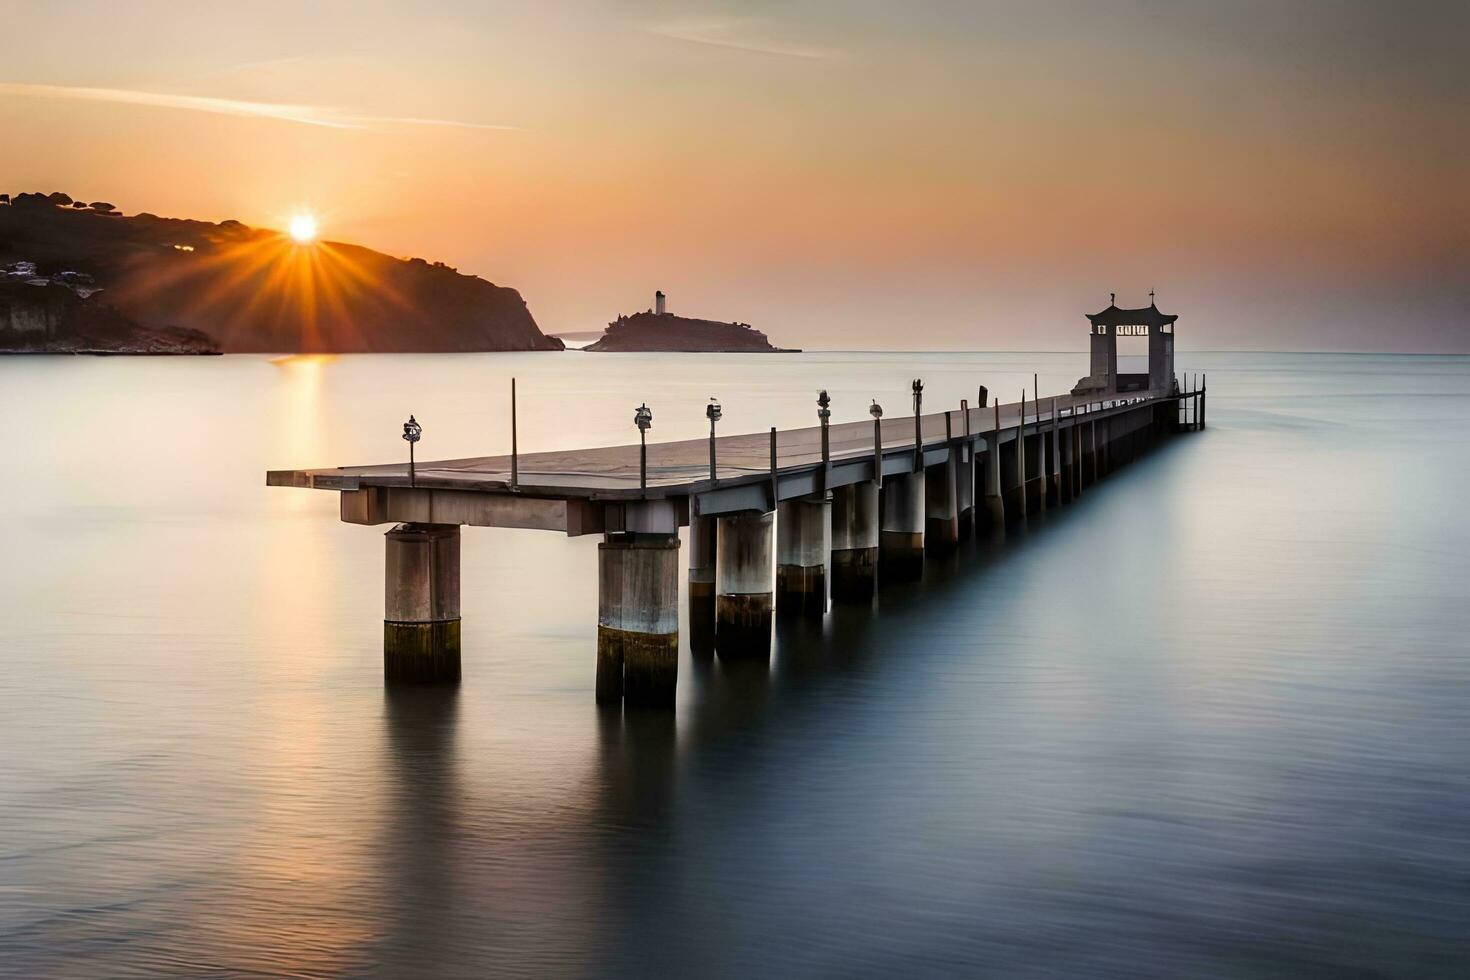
xmin=267 ymin=300 xmax=1205 ymax=705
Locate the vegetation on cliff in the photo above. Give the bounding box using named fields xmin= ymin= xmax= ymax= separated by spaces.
xmin=0 ymin=193 xmax=563 ymax=353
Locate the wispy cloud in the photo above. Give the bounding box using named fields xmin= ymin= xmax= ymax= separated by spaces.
xmin=648 ymin=18 xmax=839 ymax=60
xmin=0 ymin=82 xmax=520 ymax=131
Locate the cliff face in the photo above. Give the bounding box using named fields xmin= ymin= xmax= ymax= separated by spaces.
xmin=0 ymin=280 xmax=217 ymax=354
xmin=586 ymin=310 xmax=792 ymax=352
xmin=0 ymin=196 xmax=563 ymax=353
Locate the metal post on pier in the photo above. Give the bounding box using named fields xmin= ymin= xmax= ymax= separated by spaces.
xmin=912 ymin=379 xmax=924 ymax=468
xmin=510 ymin=378 xmax=519 ymax=491
xmin=1201 ymin=374 xmax=1207 ymax=429
xmin=870 ymin=401 xmax=884 ymax=489
xmin=402 ymin=415 xmax=421 ymax=488
xmin=769 ymin=427 xmax=778 ymax=508
xmin=706 ymin=397 xmax=721 ymax=481
xmin=818 ymin=390 xmax=831 ymax=486
xmin=634 ymin=403 xmax=652 ymax=492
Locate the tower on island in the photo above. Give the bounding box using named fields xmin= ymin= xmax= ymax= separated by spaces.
xmin=655 ymin=290 xmax=666 ymax=315
xmin=1073 ymin=292 xmax=1177 ymax=395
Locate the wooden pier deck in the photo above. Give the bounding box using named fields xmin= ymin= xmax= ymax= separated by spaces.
xmin=268 ymin=386 xmax=1198 ymax=534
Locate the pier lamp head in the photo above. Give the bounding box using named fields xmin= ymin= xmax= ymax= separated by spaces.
xmin=402 ymin=415 xmax=422 ymax=443
xmin=706 ymin=398 xmax=722 ymax=424
xmin=634 ymin=403 xmax=653 ymax=432
xmin=911 ymin=379 xmax=923 ymax=396
xmin=869 ymin=400 xmax=883 ymax=420
xmin=817 ymin=390 xmax=831 ymax=421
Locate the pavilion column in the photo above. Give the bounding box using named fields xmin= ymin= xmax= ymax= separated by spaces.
xmin=384 ymin=523 xmax=461 ymax=684
xmin=597 ymin=532 xmax=680 ymax=706
xmin=688 ymin=513 xmax=717 ymax=653
xmin=716 ymin=511 xmax=774 ymax=658
xmin=776 ymin=495 xmax=829 ymax=618
xmin=830 ymin=481 xmax=878 ymax=602
xmin=879 ymin=469 xmax=925 ymax=582
xmin=924 ymin=457 xmax=959 ymax=556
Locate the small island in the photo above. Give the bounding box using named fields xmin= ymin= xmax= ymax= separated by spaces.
xmin=585 ymin=291 xmax=794 ymax=352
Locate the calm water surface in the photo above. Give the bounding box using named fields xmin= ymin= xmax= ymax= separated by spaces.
xmin=1 ymin=351 xmax=1467 ymax=978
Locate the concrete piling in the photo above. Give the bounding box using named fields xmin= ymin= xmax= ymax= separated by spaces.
xmin=716 ymin=511 xmax=774 ymax=658
xmin=831 ymin=481 xmax=879 ymax=602
xmin=981 ymin=437 xmax=1006 ymax=532
xmin=384 ymin=523 xmax=462 ymax=684
xmin=924 ymin=457 xmax=959 ymax=556
xmin=880 ymin=469 xmax=925 ymax=581
xmin=597 ymin=533 xmax=680 ymax=706
xmin=688 ymin=514 xmax=717 ymax=653
xmin=776 ymin=495 xmax=829 ymax=617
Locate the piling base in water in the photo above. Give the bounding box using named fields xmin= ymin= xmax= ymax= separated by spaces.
xmin=879 ymin=531 xmax=924 ymax=582
xmin=384 ymin=620 xmax=461 ymax=684
xmin=689 ymin=581 xmax=716 ymax=654
xmin=831 ymin=547 xmax=877 ymax=602
xmin=925 ymin=517 xmax=958 ymax=557
xmin=597 ymin=624 xmax=677 ymax=707
xmin=716 ymin=593 xmax=773 ymax=658
xmin=776 ymin=564 xmax=826 ymax=618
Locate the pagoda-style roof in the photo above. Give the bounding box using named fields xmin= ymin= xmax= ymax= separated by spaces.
xmin=1087 ymin=302 xmax=1177 ymax=328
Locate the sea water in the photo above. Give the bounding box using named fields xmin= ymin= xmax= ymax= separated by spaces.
xmin=0 ymin=351 xmax=1467 ymax=977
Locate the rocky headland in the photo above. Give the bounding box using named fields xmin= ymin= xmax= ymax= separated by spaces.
xmin=0 ymin=192 xmax=563 ymax=354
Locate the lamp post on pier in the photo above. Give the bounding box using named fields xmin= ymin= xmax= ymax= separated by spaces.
xmin=817 ymin=390 xmax=831 ymax=465
xmin=634 ymin=403 xmax=652 ymax=492
xmin=911 ymin=379 xmax=924 ymax=467
xmin=402 ymin=415 xmax=421 ymax=487
xmin=870 ymin=400 xmax=884 ymax=489
xmin=706 ymin=397 xmax=721 ymax=481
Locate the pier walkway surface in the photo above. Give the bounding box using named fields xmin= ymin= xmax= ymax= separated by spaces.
xmin=267 ymin=380 xmax=1204 ymax=702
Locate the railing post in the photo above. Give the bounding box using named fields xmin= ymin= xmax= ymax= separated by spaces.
xmin=510 ymin=378 xmax=518 ymax=491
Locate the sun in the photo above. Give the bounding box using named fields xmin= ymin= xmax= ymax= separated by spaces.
xmin=288 ymin=213 xmax=318 ymax=244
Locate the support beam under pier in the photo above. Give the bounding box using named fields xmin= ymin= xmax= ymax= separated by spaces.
xmin=776 ymin=495 xmax=829 ymax=618
xmin=384 ymin=523 xmax=461 ymax=684
xmin=880 ymin=470 xmax=925 ymax=582
xmin=830 ymin=481 xmax=878 ymax=602
xmin=716 ymin=511 xmax=774 ymax=658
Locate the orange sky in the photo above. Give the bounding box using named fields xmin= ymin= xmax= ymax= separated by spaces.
xmin=3 ymin=1 xmax=1466 ymax=351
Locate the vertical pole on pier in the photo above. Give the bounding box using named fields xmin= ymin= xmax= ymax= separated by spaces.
xmin=872 ymin=410 xmax=883 ymax=490
xmin=912 ymin=379 xmax=924 ymax=469
xmin=818 ymin=390 xmax=831 ymax=469
xmin=958 ymin=399 xmax=973 ymax=537
xmin=510 ymin=378 xmax=519 ymax=491
xmin=409 ymin=440 xmax=415 ymax=488
xmin=769 ymin=427 xmax=778 ymax=510
xmin=634 ymin=403 xmax=652 ymax=494
xmin=1201 ymin=373 xmax=1207 ymax=429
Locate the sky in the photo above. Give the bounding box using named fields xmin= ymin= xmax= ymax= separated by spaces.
xmin=2 ymin=0 xmax=1466 ymax=352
